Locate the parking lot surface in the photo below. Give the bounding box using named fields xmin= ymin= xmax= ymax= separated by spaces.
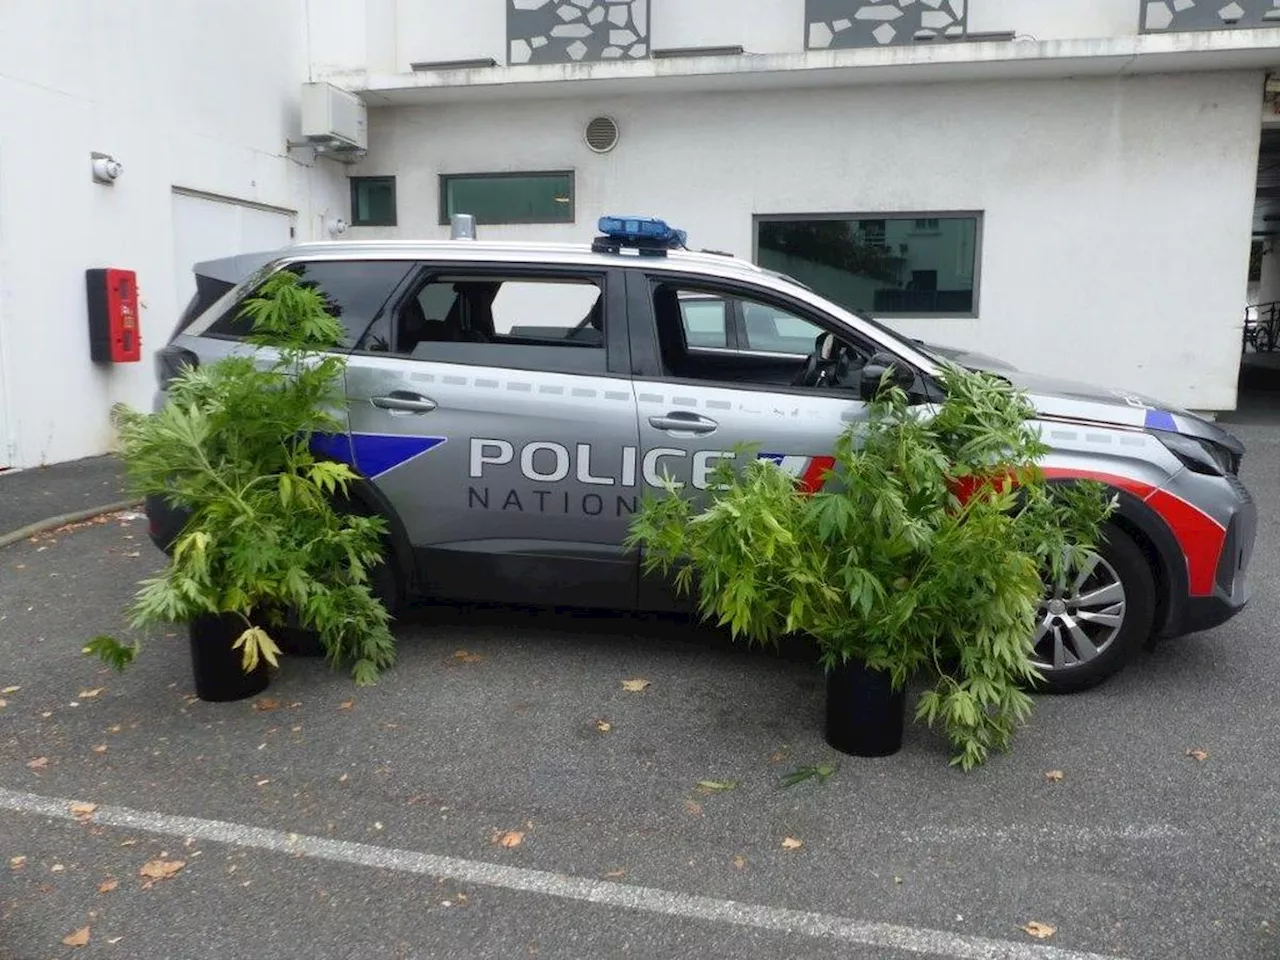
xmin=1 ymin=425 xmax=1277 ymax=959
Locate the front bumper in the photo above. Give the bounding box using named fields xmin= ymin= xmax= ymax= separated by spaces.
xmin=1162 ymin=472 xmax=1255 ymax=638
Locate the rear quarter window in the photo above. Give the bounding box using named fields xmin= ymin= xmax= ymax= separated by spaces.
xmin=203 ymin=260 xmax=413 ymax=348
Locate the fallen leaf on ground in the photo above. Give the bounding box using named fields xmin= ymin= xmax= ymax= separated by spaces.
xmin=1186 ymin=748 xmax=1210 ymax=762
xmin=92 ymin=745 xmax=108 ymax=754
xmin=684 ymin=799 xmax=704 ymax=817
xmin=40 ymin=711 xmax=52 ymax=718
xmin=1 ymin=685 xmax=19 ymax=694
xmin=453 ymin=650 xmax=485 ymax=663
xmin=290 ymin=725 xmax=303 ymax=732
xmin=695 ymin=780 xmax=738 ymax=793
xmin=595 ymin=719 xmax=612 ymax=733
xmin=1044 ymin=770 xmax=1064 ymax=782
xmin=494 ymin=830 xmax=524 ymax=848
xmin=139 ymin=858 xmax=185 ymax=882
xmin=779 ymin=762 xmax=839 ymax=787
xmin=9 ymin=856 xmax=25 ymax=869
xmin=78 ymin=688 xmax=105 ymax=699
xmin=51 ymin=863 xmax=66 ymax=873
xmin=62 ymin=926 xmax=90 ymax=947
xmin=70 ymin=803 xmax=98 ymax=821
xmin=1021 ymin=921 xmax=1056 ymax=939
xmin=604 ymin=868 xmax=626 ymax=878
xmin=253 ymin=698 xmax=280 ymax=712
xmin=0 ymin=699 xmax=5 ymax=709
xmin=781 ymin=836 xmax=803 ymax=850
xmin=338 ymin=700 xmax=355 ymax=711
xmin=768 ymin=750 xmax=789 ymax=763
xmin=621 ymin=678 xmax=651 ymax=692
xmin=26 ymin=756 xmax=48 ymax=771
xmin=119 ymin=839 xmax=137 ymax=847
xmin=732 ymin=855 xmax=747 ymax=870
xmin=98 ymin=878 xmax=118 ymax=893
xmin=108 ymin=724 xmax=121 ymax=733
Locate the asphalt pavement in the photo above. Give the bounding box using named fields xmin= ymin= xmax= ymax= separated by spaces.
xmin=0 ymin=427 xmax=1277 ymax=959
xmin=0 ymin=457 xmax=129 ymax=535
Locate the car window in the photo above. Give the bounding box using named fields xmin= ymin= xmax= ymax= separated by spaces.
xmin=361 ymin=270 xmax=609 ymax=374
xmin=204 ymin=260 xmax=412 ymax=348
xmin=649 ymin=278 xmax=871 ymax=391
xmin=679 ymin=295 xmax=728 ymax=348
xmin=741 ymin=301 xmax=822 ymax=355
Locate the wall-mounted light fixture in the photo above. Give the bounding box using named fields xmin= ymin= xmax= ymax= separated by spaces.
xmin=91 ymin=152 xmax=123 ymax=184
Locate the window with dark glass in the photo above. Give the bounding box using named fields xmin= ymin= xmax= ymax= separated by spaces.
xmin=439 ymin=172 xmax=574 ymax=225
xmin=207 ymin=260 xmax=412 ymax=347
xmin=755 ymin=214 xmax=981 ymax=317
xmin=350 ymin=177 xmax=397 ymax=227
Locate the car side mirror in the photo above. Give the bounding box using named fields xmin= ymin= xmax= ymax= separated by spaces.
xmin=859 ymin=351 xmax=916 ymax=401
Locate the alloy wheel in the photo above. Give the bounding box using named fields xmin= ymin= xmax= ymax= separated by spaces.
xmin=1031 ymin=552 xmax=1127 ymax=672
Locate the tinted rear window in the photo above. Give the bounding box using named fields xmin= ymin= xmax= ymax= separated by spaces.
xmin=173 ymin=275 xmax=235 ymax=339
xmin=206 ymin=260 xmax=413 ymax=347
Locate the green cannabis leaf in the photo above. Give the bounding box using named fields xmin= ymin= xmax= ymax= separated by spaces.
xmin=82 ymin=636 xmax=139 ymax=672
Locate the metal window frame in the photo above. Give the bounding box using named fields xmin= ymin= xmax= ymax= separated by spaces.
xmin=751 ymin=210 xmax=984 ymax=319
xmin=350 ymin=176 xmax=398 ymax=227
xmin=438 ymin=170 xmax=576 ymax=226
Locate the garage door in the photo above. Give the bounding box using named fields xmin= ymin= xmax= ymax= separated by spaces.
xmin=171 ymin=189 xmax=294 ymax=316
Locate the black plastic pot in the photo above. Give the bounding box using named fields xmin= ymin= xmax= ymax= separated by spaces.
xmin=824 ymin=659 xmax=906 ymax=757
xmin=188 ymin=613 xmax=271 ymax=702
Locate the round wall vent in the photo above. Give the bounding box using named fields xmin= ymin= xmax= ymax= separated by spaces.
xmin=585 ymin=116 xmax=620 ymax=154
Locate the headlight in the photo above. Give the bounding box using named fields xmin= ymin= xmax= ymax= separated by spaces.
xmin=1151 ymin=430 xmax=1236 ymax=477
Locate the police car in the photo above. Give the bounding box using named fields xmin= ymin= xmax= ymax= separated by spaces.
xmin=149 ymin=216 xmax=1256 ymax=693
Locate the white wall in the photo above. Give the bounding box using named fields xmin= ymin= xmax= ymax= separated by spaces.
xmin=0 ymin=0 xmax=349 ymax=470
xmin=968 ymin=0 xmax=1139 ymax=40
xmin=354 ymin=71 xmax=1262 ymax=411
xmin=395 ymin=0 xmax=506 ymax=70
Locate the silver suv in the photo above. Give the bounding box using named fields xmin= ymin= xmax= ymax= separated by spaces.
xmin=149 ymin=219 xmax=1256 ymax=693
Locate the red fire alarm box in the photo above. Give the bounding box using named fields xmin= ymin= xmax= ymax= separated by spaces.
xmin=86 ymin=268 xmax=141 ymax=363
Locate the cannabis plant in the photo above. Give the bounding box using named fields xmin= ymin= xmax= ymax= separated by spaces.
xmin=98 ymin=270 xmax=396 ymax=685
xmin=628 ymin=366 xmax=1114 ymax=769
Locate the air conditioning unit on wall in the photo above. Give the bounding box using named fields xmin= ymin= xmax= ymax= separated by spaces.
xmin=299 ymin=82 xmax=368 ymax=161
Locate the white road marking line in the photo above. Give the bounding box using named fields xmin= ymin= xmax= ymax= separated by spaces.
xmin=0 ymin=786 xmax=1128 ymax=960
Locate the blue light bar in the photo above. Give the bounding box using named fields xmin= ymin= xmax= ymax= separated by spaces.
xmin=596 ymin=215 xmax=687 ymax=250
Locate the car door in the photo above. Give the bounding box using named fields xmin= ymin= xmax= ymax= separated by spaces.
xmin=625 ymin=269 xmax=886 ymax=611
xmin=344 ymin=261 xmax=639 ymax=608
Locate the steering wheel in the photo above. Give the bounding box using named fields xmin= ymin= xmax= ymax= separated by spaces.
xmin=790 ymin=333 xmax=837 ymax=388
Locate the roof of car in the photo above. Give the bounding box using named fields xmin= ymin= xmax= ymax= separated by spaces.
xmin=196 ymin=239 xmax=788 ymax=288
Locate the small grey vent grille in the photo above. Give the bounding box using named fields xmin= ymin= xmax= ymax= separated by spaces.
xmin=585 ymin=116 xmax=619 ymax=153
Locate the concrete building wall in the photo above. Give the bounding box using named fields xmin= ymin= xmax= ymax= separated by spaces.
xmin=382 ymin=0 xmax=1148 ymax=71
xmin=0 ymin=0 xmax=350 ymax=470
xmin=351 ymin=70 xmax=1262 ymax=411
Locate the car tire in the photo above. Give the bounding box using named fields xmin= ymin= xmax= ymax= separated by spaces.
xmin=1031 ymin=521 xmax=1155 ymax=694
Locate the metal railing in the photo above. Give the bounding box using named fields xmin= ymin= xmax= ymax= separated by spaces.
xmin=1243 ymin=302 xmax=1280 ymax=352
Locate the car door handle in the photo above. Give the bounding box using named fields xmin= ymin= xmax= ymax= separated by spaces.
xmin=370 ymin=391 xmax=437 ymax=414
xmin=649 ymin=412 xmax=718 ymax=435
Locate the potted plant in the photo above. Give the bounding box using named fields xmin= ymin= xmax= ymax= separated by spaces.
xmin=627 ymin=364 xmax=1114 ymax=769
xmin=87 ymin=271 xmax=396 ymax=701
